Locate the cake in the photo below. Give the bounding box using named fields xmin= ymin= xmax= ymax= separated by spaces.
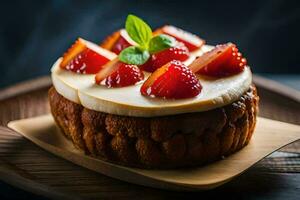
xmin=49 ymin=14 xmax=259 ymax=168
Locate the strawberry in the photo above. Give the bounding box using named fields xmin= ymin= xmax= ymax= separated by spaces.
xmin=154 ymin=25 xmax=205 ymax=52
xmin=111 ymin=29 xmax=137 ymax=54
xmin=105 ymin=63 xmax=144 ymax=87
xmin=141 ymin=43 xmax=190 ymax=72
xmin=141 ymin=60 xmax=202 ymax=99
xmin=95 ymin=58 xmax=119 ymax=83
xmin=189 ymin=43 xmax=247 ymax=77
xmin=60 ymin=38 xmax=86 ymax=68
xmin=60 ymin=38 xmax=117 ymax=74
xmin=65 ymin=49 xmax=110 ymax=74
xmin=95 ymin=59 xmax=144 ymax=87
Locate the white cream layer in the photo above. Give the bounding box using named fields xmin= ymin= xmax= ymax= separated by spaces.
xmin=51 ymin=45 xmax=252 ymax=117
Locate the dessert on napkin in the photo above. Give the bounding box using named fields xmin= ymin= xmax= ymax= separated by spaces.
xmin=49 ymin=14 xmax=258 ymax=168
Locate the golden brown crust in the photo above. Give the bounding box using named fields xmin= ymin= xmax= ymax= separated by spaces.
xmin=49 ymin=88 xmax=85 ymax=151
xmin=48 ymin=85 xmax=259 ymax=168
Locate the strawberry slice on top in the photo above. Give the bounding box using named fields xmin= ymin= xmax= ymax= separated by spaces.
xmin=189 ymin=43 xmax=247 ymax=77
xmin=141 ymin=42 xmax=190 ymax=72
xmin=111 ymin=29 xmax=137 ymax=54
xmin=60 ymin=38 xmax=117 ymax=74
xmin=141 ymin=60 xmax=202 ymax=99
xmin=155 ymin=25 xmax=205 ymax=52
xmin=101 ymin=29 xmax=137 ymax=54
xmin=95 ymin=58 xmax=144 ymax=88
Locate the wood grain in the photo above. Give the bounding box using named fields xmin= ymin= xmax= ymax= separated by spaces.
xmin=8 ymin=116 xmax=300 ymax=191
xmin=0 ymin=75 xmax=300 ymax=199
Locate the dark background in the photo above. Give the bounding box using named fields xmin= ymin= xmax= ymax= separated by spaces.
xmin=0 ymin=1 xmax=300 ymax=199
xmin=0 ymin=0 xmax=300 ymax=88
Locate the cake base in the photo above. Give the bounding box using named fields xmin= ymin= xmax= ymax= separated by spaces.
xmin=48 ymin=85 xmax=258 ymax=169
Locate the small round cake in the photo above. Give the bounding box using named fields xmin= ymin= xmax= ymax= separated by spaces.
xmin=49 ymin=15 xmax=259 ymax=169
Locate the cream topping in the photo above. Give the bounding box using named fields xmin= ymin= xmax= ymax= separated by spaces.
xmin=51 ymin=45 xmax=252 ymax=117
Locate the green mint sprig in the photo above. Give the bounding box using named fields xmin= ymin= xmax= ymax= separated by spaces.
xmin=149 ymin=34 xmax=176 ymax=53
xmin=119 ymin=14 xmax=176 ymax=65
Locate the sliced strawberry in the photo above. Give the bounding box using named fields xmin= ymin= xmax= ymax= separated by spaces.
xmin=141 ymin=43 xmax=190 ymax=72
xmin=60 ymin=38 xmax=86 ymax=68
xmin=95 ymin=58 xmax=120 ymax=84
xmin=60 ymin=38 xmax=117 ymax=74
xmin=105 ymin=63 xmax=144 ymax=87
xmin=111 ymin=29 xmax=137 ymax=54
xmin=100 ymin=30 xmax=121 ymax=50
xmin=65 ymin=49 xmax=110 ymax=74
xmin=155 ymin=25 xmax=205 ymax=52
xmin=189 ymin=43 xmax=247 ymax=77
xmin=141 ymin=60 xmax=202 ymax=99
xmin=95 ymin=59 xmax=144 ymax=87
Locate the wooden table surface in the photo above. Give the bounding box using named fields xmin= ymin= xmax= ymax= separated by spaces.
xmin=0 ymin=75 xmax=300 ymax=200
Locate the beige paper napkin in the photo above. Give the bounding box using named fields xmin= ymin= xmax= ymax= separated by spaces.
xmin=8 ymin=115 xmax=300 ymax=191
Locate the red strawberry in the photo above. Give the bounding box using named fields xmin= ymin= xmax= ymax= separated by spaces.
xmin=189 ymin=43 xmax=247 ymax=77
xmin=95 ymin=59 xmax=144 ymax=87
xmin=65 ymin=49 xmax=110 ymax=74
xmin=60 ymin=38 xmax=116 ymax=74
xmin=111 ymin=29 xmax=137 ymax=54
xmin=60 ymin=38 xmax=86 ymax=68
xmin=141 ymin=43 xmax=190 ymax=72
xmin=154 ymin=25 xmax=205 ymax=52
xmin=141 ymin=60 xmax=202 ymax=99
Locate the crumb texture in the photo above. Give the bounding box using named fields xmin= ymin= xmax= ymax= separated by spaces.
xmin=49 ymin=85 xmax=258 ymax=168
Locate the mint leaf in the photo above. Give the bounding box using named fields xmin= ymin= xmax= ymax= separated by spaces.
xmin=149 ymin=34 xmax=176 ymax=53
xmin=125 ymin=14 xmax=152 ymax=49
xmin=119 ymin=46 xmax=150 ymax=65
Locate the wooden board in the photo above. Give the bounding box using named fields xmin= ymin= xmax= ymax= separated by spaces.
xmin=0 ymin=75 xmax=300 ymax=199
xmin=8 ymin=115 xmax=300 ymax=191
